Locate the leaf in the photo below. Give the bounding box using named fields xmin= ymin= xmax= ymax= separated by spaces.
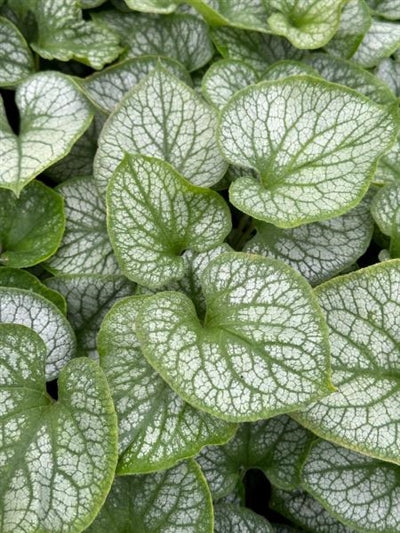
xmin=211 ymin=27 xmax=305 ymax=72
xmin=83 ymin=56 xmax=192 ymax=114
xmin=214 ymin=503 xmax=274 ymax=532
xmin=107 ymin=155 xmax=231 ymax=288
xmin=98 ymin=295 xmax=235 ymax=474
xmin=376 ymin=58 xmax=400 ymax=99
xmin=218 ymin=76 xmax=398 ymax=227
xmin=45 ymin=274 xmax=135 ymax=359
xmin=266 ymin=0 xmax=346 ymax=49
xmin=374 ymin=135 xmax=400 ymax=183
xmin=45 ymin=176 xmax=120 ymax=275
xmin=124 ymin=0 xmax=178 ymax=13
xmin=262 ymin=59 xmax=319 ymax=81
xmin=0 ymin=287 xmax=76 ymax=380
xmin=244 ymin=200 xmax=374 ymax=285
xmin=366 ymin=0 xmax=400 ymax=19
xmin=304 ymin=53 xmax=397 ymax=106
xmin=95 ymin=68 xmax=227 ymax=193
xmin=324 ymin=0 xmax=371 ymax=59
xmin=44 ymin=113 xmax=105 ymax=183
xmin=0 ymin=71 xmax=93 ymax=195
xmin=371 ymin=181 xmax=400 ymax=236
xmin=295 ymin=261 xmax=400 ymax=465
xmin=30 ymin=0 xmax=122 ymax=69
xmin=301 ymin=439 xmax=400 ymax=533
xmin=202 ymin=59 xmax=259 ymax=109
xmin=93 ymin=11 xmax=213 ymax=72
xmin=197 ymin=416 xmax=315 ymax=499
xmin=271 ymin=487 xmax=356 ymax=533
xmin=136 ymin=252 xmax=331 ymax=422
xmin=352 ymin=18 xmax=400 ymax=68
xmin=0 ymin=181 xmax=64 ymax=268
xmin=0 ymin=267 xmax=66 ymax=314
xmin=0 ymin=16 xmax=34 ymax=87
xmin=86 ymin=460 xmax=213 ymax=532
xmin=186 ymin=0 xmax=270 ymax=32
xmin=0 ymin=324 xmax=118 ymax=533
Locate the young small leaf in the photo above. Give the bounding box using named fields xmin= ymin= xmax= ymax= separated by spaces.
xmin=107 ymin=155 xmax=231 ymax=288
xmin=0 ymin=71 xmax=93 ymax=195
xmin=0 ymin=324 xmax=118 ymax=533
xmin=45 ymin=274 xmax=135 ymax=359
xmin=136 ymin=252 xmax=331 ymax=422
xmin=371 ymin=181 xmax=400 ymax=236
xmin=214 ymin=503 xmax=274 ymax=532
xmin=45 ymin=176 xmax=120 ymax=275
xmin=85 ymin=460 xmax=213 ymax=532
xmin=0 ymin=287 xmax=76 ymax=380
xmin=98 ymin=295 xmax=235 ymax=474
xmin=0 ymin=181 xmax=64 ymax=268
xmin=124 ymin=0 xmax=178 ymax=13
xmin=296 ymin=261 xmax=400 ymax=464
xmin=0 ymin=16 xmax=34 ymax=87
xmin=376 ymin=57 xmax=400 ymax=99
xmin=302 ymin=440 xmax=400 ymax=533
xmin=95 ymin=68 xmax=227 ymax=193
xmin=218 ymin=76 xmax=398 ymax=227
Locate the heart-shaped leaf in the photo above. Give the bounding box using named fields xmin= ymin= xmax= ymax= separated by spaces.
xmin=30 ymin=0 xmax=122 ymax=69
xmin=107 ymin=155 xmax=231 ymax=288
xmin=83 ymin=56 xmax=191 ymax=114
xmin=0 ymin=287 xmax=76 ymax=380
xmin=93 ymin=11 xmax=213 ymax=72
xmin=266 ymin=0 xmax=346 ymax=49
xmin=295 ymin=261 xmax=400 ymax=464
xmin=136 ymin=252 xmax=332 ymax=422
xmin=218 ymin=76 xmax=398 ymax=227
xmin=0 ymin=16 xmax=33 ymax=87
xmin=45 ymin=274 xmax=135 ymax=359
xmin=0 ymin=71 xmax=93 ymax=195
xmin=0 ymin=267 xmax=66 ymax=314
xmin=0 ymin=181 xmax=64 ymax=268
xmin=85 ymin=460 xmax=213 ymax=532
xmin=214 ymin=503 xmax=274 ymax=532
xmin=301 ymin=439 xmax=400 ymax=533
xmin=0 ymin=324 xmax=118 ymax=533
xmin=98 ymin=294 xmax=235 ymax=474
xmin=45 ymin=176 xmax=120 ymax=275
xmin=95 ymin=68 xmax=227 ymax=193
xmin=352 ymin=18 xmax=400 ymax=68
xmin=244 ymin=199 xmax=374 ymax=285
xmin=197 ymin=416 xmax=315 ymax=499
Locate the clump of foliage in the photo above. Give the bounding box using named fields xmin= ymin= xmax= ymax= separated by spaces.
xmin=1 ymin=0 xmax=400 ymax=531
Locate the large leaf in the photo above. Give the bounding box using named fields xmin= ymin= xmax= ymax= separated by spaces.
xmin=302 ymin=439 xmax=400 ymax=533
xmin=197 ymin=416 xmax=315 ymax=499
xmin=218 ymin=76 xmax=398 ymax=227
xmin=214 ymin=503 xmax=274 ymax=532
xmin=107 ymin=155 xmax=231 ymax=288
xmin=0 ymin=267 xmax=66 ymax=314
xmin=136 ymin=252 xmax=331 ymax=422
xmin=83 ymin=56 xmax=192 ymax=114
xmin=295 ymin=261 xmax=400 ymax=464
xmin=0 ymin=181 xmax=64 ymax=268
xmin=0 ymin=16 xmax=33 ymax=86
xmin=45 ymin=274 xmax=135 ymax=359
xmin=0 ymin=287 xmax=75 ymax=380
xmin=211 ymin=27 xmax=304 ymax=72
xmin=352 ymin=17 xmax=400 ymax=68
xmin=98 ymin=295 xmax=235 ymax=474
xmin=324 ymin=0 xmax=371 ymax=59
xmin=86 ymin=460 xmax=213 ymax=532
xmin=95 ymin=68 xmax=227 ymax=193
xmin=0 ymin=324 xmax=118 ymax=533
xmin=244 ymin=200 xmax=374 ymax=285
xmin=30 ymin=0 xmax=122 ymax=69
xmin=45 ymin=176 xmax=120 ymax=275
xmin=266 ymin=0 xmax=346 ymax=49
xmin=93 ymin=11 xmax=213 ymax=72
xmin=0 ymin=71 xmax=93 ymax=195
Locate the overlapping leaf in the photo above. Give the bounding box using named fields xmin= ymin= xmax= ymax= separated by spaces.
xmin=0 ymin=324 xmax=118 ymax=533
xmin=136 ymin=252 xmax=331 ymax=421
xmin=214 ymin=503 xmax=274 ymax=532
xmin=0 ymin=71 xmax=93 ymax=195
xmin=0 ymin=16 xmax=33 ymax=86
xmin=218 ymin=76 xmax=398 ymax=227
xmin=352 ymin=18 xmax=400 ymax=68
